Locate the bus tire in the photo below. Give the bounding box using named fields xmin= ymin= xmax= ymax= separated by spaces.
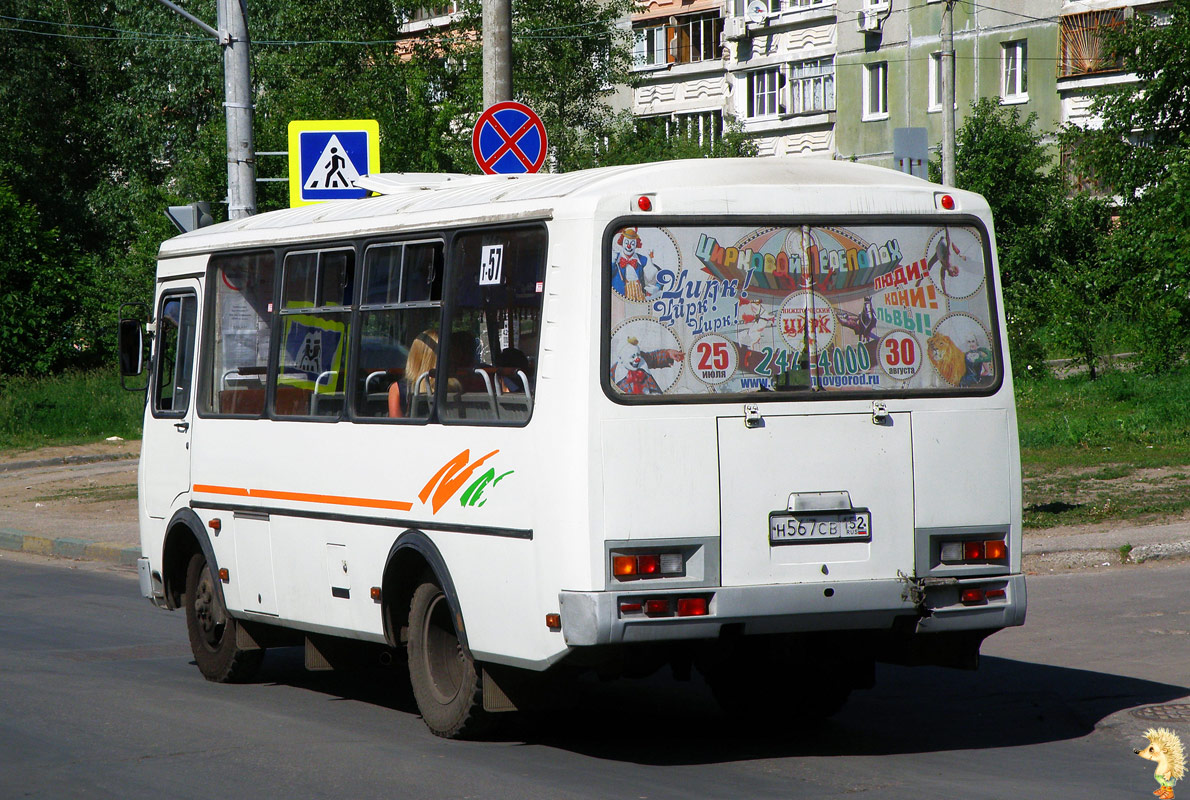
xmin=184 ymin=552 xmax=263 ymax=683
xmin=407 ymin=578 xmax=491 ymax=739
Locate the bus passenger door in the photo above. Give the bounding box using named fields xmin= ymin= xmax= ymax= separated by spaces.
xmin=142 ymin=283 xmax=200 ymax=519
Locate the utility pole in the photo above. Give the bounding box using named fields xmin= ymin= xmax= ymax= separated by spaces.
xmin=156 ymin=0 xmax=257 ymax=219
xmin=941 ymin=0 xmax=956 ymax=187
xmin=483 ymin=0 xmax=512 ymax=107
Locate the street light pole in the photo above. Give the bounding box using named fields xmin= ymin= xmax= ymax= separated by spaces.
xmin=156 ymin=0 xmax=257 ymax=219
xmin=483 ymin=0 xmax=512 ymax=107
xmin=941 ymin=0 xmax=956 ymax=187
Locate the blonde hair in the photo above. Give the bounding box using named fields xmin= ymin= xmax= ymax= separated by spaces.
xmin=388 ymin=329 xmax=439 ymax=418
xmin=405 ymin=329 xmax=439 ymax=392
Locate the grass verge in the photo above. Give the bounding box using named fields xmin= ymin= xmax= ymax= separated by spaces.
xmin=1016 ymin=367 xmax=1190 ymax=529
xmin=0 ymin=370 xmax=144 ymax=452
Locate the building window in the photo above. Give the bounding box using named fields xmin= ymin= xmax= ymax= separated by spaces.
xmin=634 ymin=11 xmax=723 ymax=67
xmin=1001 ymin=40 xmax=1028 ymax=102
xmin=862 ymin=61 xmax=887 ymax=120
xmin=1059 ymin=10 xmax=1125 ymax=77
xmin=411 ymin=3 xmax=456 ymax=22
xmin=789 ymin=58 xmax=834 ymax=114
xmin=747 ymin=67 xmax=783 ymax=118
xmin=928 ymin=52 xmax=942 ymax=112
xmin=633 ymin=26 xmax=667 ymax=67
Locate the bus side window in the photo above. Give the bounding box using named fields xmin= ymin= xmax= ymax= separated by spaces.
xmin=201 ymin=251 xmax=275 ymax=417
xmin=440 ymin=227 xmax=546 ymax=425
xmin=355 ymin=241 xmax=443 ymax=421
xmin=153 ymin=293 xmax=197 ymax=415
xmin=274 ymin=248 xmax=354 ymax=419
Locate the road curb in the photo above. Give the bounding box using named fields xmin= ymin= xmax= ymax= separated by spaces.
xmin=0 ymin=452 xmax=138 ymax=473
xmin=0 ymin=528 xmax=139 ymax=567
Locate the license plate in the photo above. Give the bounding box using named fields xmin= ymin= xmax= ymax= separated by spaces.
xmin=769 ymin=511 xmax=871 ymax=545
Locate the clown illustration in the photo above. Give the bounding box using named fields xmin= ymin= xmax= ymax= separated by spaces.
xmin=611 ymin=227 xmax=659 ymax=303
xmin=610 ymin=336 xmax=684 ymax=395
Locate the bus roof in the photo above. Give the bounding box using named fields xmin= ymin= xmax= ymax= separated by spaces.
xmin=158 ymin=158 xmax=962 ymax=258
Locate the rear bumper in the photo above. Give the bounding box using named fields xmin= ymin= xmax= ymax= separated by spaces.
xmin=558 ymin=574 xmax=1025 ymax=646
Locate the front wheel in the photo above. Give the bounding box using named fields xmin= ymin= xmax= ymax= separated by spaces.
xmin=407 ymin=578 xmax=491 ymax=739
xmin=184 ymin=552 xmax=263 ymax=683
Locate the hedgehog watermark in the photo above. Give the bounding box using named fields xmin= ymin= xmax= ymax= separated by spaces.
xmin=1136 ymin=727 xmax=1185 ymax=800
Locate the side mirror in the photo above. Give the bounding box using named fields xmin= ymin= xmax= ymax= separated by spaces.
xmin=118 ymin=302 xmax=150 ymax=391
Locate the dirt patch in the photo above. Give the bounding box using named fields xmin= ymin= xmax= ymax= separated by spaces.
xmin=1023 ymin=461 xmax=1190 ymax=529
xmin=0 ymin=441 xmax=140 ymax=545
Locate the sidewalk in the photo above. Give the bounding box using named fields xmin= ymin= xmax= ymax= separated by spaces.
xmin=0 ymin=440 xmax=1188 ymax=570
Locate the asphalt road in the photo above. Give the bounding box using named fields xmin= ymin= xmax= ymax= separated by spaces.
xmin=1 ymin=554 xmax=1187 ymax=799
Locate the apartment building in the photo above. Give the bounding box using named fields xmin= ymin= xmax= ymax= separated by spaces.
xmin=400 ymin=1 xmax=1169 ymax=173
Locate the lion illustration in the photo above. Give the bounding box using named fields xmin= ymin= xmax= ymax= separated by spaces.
xmin=1136 ymin=727 xmax=1186 ymax=799
xmin=926 ymin=331 xmax=965 ymax=386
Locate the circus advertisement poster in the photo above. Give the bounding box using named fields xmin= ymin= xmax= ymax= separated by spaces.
xmin=607 ymin=224 xmax=999 ymax=397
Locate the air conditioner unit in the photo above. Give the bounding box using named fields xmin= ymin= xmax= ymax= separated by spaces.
xmin=858 ymin=9 xmax=882 ymax=32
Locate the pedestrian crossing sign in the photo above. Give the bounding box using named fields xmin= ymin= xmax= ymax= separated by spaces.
xmin=287 ymin=119 xmax=380 ymax=208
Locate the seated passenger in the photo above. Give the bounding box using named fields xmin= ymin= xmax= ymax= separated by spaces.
xmin=495 ymin=347 xmax=529 ymax=394
xmin=388 ymin=330 xmax=439 ymax=418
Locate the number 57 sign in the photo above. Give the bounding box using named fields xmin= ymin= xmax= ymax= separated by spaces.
xmin=479 ymin=245 xmax=504 ymax=286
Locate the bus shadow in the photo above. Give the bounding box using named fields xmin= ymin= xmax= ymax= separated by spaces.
xmin=246 ymin=649 xmax=1187 ymax=765
xmin=506 ymin=657 xmax=1188 ymax=765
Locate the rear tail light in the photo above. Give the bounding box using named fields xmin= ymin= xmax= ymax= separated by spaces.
xmin=985 ymin=588 xmax=1006 ymax=600
xmin=620 ymin=595 xmax=711 ymax=618
xmin=645 ymin=599 xmax=671 ymax=616
xmin=960 ymin=588 xmax=985 ymax=605
xmin=941 ymin=538 xmax=1008 ymax=565
xmin=612 ymin=556 xmax=637 ymax=577
xmin=611 ymin=552 xmax=686 ymax=580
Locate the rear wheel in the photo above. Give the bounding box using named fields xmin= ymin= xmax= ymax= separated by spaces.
xmin=407 ymin=578 xmax=491 ymax=739
xmin=184 ymin=552 xmax=264 ymax=683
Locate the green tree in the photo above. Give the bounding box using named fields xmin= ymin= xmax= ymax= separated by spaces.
xmin=1063 ymin=6 xmax=1190 ymax=373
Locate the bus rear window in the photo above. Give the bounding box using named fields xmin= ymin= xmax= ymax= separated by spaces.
xmin=606 ymin=223 xmax=999 ymax=398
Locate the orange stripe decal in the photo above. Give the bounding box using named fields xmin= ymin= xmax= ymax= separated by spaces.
xmin=192 ymin=484 xmax=412 ymax=512
xmin=251 ymin=489 xmax=413 ymax=512
xmin=193 ymin=484 xmax=250 ymax=496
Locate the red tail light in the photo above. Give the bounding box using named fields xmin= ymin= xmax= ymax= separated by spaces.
xmin=676 ymin=597 xmax=708 ymax=617
xmin=960 ymin=588 xmax=985 ymax=605
xmin=637 ymin=555 xmax=660 ymax=575
xmin=644 ymin=599 xmax=671 ymax=616
xmin=963 ymin=541 xmax=984 ymax=561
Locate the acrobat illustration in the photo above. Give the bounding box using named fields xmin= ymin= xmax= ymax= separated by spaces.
xmin=1136 ymin=728 xmax=1185 ymax=799
xmin=611 ymin=228 xmax=660 ymax=303
xmin=836 ymin=296 xmax=879 ymax=362
xmin=610 ymin=336 xmax=684 ymax=394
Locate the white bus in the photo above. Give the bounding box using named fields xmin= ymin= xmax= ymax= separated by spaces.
xmin=122 ymin=158 xmax=1025 ymax=738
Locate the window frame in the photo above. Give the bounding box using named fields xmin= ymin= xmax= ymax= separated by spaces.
xmin=197 ymin=250 xmax=277 ymax=420
xmin=349 ymin=236 xmax=446 ymax=426
xmin=150 ymin=289 xmax=199 ymax=420
xmin=1001 ymin=39 xmax=1028 ymax=103
xmin=788 ymin=56 xmax=835 ymax=115
xmin=600 ymin=214 xmax=1005 ymax=406
xmin=862 ymin=61 xmax=888 ymax=121
xmin=271 ymin=245 xmax=358 ymax=421
xmin=437 ymin=222 xmax=549 ymax=429
xmin=746 ymin=65 xmax=783 ymax=119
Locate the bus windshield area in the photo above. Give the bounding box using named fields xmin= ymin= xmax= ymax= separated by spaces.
xmin=607 ymin=222 xmax=999 ymax=398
